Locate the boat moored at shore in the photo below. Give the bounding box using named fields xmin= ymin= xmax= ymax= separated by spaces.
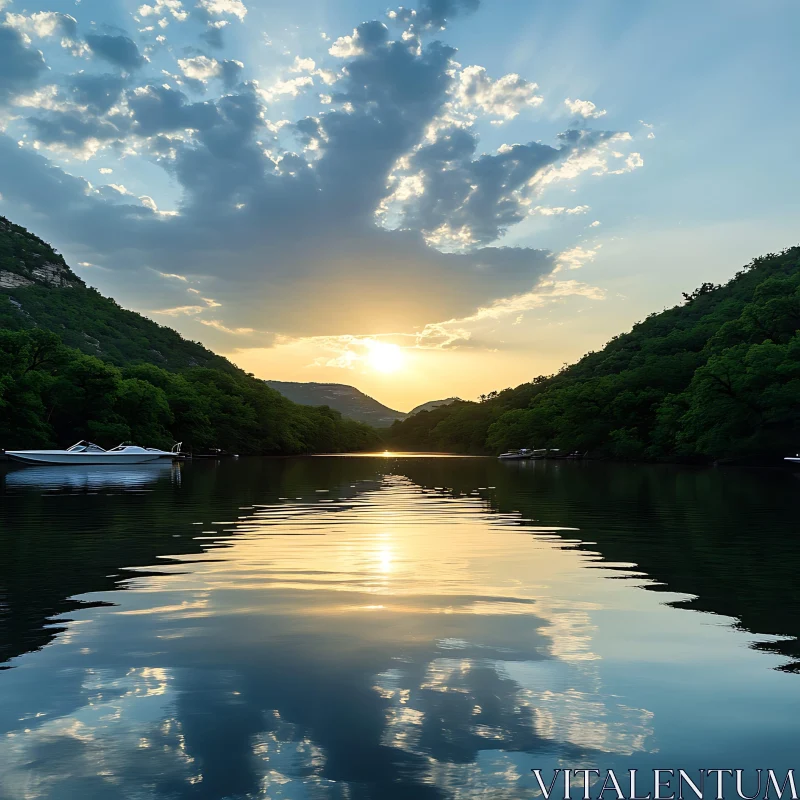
xmin=498 ymin=449 xmax=534 ymax=460
xmin=4 ymin=441 xmax=177 ymax=465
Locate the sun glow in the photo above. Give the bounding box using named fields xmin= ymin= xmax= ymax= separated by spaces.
xmin=366 ymin=341 xmax=405 ymax=374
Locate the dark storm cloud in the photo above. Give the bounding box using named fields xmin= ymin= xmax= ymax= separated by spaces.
xmin=127 ymin=85 xmax=220 ymax=136
xmin=317 ymin=30 xmax=456 ymax=218
xmin=200 ymin=25 xmax=225 ymax=49
xmin=86 ymin=34 xmax=146 ymax=70
xmin=394 ymin=0 xmax=480 ymax=30
xmin=70 ymin=73 xmax=127 ymax=113
xmin=27 ymin=110 xmax=127 ymax=149
xmin=401 ymin=127 xmax=618 ymax=243
xmin=220 ymin=59 xmax=244 ymax=89
xmin=0 ymin=25 xmax=47 ymax=103
xmin=49 ymin=13 xmax=79 ymax=39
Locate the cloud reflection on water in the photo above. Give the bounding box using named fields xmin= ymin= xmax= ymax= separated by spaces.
xmin=0 ymin=475 xmax=664 ymax=799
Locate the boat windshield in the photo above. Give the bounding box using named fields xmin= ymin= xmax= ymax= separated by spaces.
xmin=66 ymin=441 xmax=107 ymax=453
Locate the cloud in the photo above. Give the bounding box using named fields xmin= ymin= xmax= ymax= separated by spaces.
xmin=156 ymin=271 xmax=188 ymax=280
xmin=138 ymin=0 xmax=188 ymax=22
xmin=531 ymin=205 xmax=589 ymax=216
xmin=610 ymin=151 xmax=643 ymax=174
xmin=200 ymin=20 xmax=227 ymax=48
xmin=385 ymin=127 xmax=618 ymax=245
xmin=565 ymin=97 xmax=606 ymax=119
xmin=4 ymin=11 xmax=78 ymax=40
xmin=196 ymin=0 xmax=247 ymax=21
xmin=0 ymin=4 xmax=644 ymax=342
xmin=127 ymin=84 xmax=219 ymax=136
xmin=220 ymin=59 xmax=244 ymax=88
xmin=199 ymin=318 xmax=255 ymax=334
xmin=455 ymin=65 xmax=542 ymax=121
xmin=556 ymin=244 xmax=601 ymax=270
xmin=86 ymin=34 xmax=146 ymax=70
xmin=0 ymin=25 xmax=47 ymax=103
xmin=257 ymin=75 xmax=313 ymax=101
xmin=329 ymin=20 xmax=389 ymax=58
xmin=150 ymin=304 xmax=206 ymax=315
xmin=413 ymin=277 xmax=606 ymax=349
xmin=26 ymin=110 xmax=127 ymax=157
xmin=70 ymin=73 xmax=127 ymax=113
xmin=391 ymin=0 xmax=480 ymax=31
xmin=177 ymin=54 xmax=221 ymax=81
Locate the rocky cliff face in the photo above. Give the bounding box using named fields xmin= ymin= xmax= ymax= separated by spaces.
xmin=0 ymin=217 xmax=84 ymax=289
xmin=0 ymin=263 xmax=80 ymax=289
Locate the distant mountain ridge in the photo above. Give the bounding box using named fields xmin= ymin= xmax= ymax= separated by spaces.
xmin=264 ymin=382 xmax=461 ymax=427
xmin=264 ymin=381 xmax=406 ymax=427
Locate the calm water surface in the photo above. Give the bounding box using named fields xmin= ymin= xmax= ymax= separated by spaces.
xmin=1 ymin=456 xmax=799 ymax=799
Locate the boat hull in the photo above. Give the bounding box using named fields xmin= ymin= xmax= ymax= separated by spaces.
xmin=6 ymin=451 xmax=165 ymax=465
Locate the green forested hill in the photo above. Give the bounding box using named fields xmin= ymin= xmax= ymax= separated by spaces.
xmin=0 ymin=216 xmax=234 ymax=372
xmin=0 ymin=217 xmax=380 ymax=454
xmin=387 ymin=247 xmax=800 ymax=462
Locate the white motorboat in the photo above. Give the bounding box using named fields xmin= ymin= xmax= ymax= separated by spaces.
xmin=4 ymin=440 xmax=176 ymax=465
xmin=498 ymin=448 xmax=534 ymax=461
xmin=785 ymin=456 xmax=800 ymax=464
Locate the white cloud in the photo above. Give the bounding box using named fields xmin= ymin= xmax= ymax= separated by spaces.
xmin=556 ymin=244 xmax=601 ymax=270
xmin=138 ymin=0 xmax=188 ymax=21
xmin=413 ymin=279 xmax=606 ymax=349
xmin=4 ymin=11 xmax=76 ymax=38
xmin=609 ymin=152 xmax=643 ymax=174
xmin=99 ymin=168 xmax=113 ymax=174
xmin=531 ymin=205 xmax=590 ymax=217
xmin=257 ymin=75 xmax=313 ymax=101
xmin=199 ymin=319 xmax=255 ymax=334
xmin=140 ymin=196 xmax=179 ymax=216
xmin=290 ymin=56 xmax=316 ymax=73
xmin=177 ymin=55 xmax=221 ymax=81
xmin=565 ymin=97 xmax=606 ymax=119
xmin=455 ymin=66 xmax=543 ymax=121
xmin=10 ymin=85 xmax=70 ymax=112
xmin=328 ymin=31 xmax=362 ymax=58
xmin=151 ymin=304 xmax=205 ymax=316
xmin=535 ymin=133 xmax=639 ymax=187
xmin=589 ymin=220 xmax=601 ymax=227
xmin=197 ymin=0 xmax=247 ymax=21
xmin=156 ymin=271 xmax=188 ymax=281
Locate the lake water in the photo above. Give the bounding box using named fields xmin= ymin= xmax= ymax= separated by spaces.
xmin=1 ymin=455 xmax=799 ymax=799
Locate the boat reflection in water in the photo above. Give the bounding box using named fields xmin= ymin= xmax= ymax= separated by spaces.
xmin=3 ymin=460 xmax=178 ymax=491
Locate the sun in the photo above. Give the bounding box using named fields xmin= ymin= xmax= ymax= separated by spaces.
xmin=366 ymin=341 xmax=405 ymax=374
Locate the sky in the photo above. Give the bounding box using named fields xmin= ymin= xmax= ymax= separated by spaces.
xmin=0 ymin=0 xmax=798 ymax=412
